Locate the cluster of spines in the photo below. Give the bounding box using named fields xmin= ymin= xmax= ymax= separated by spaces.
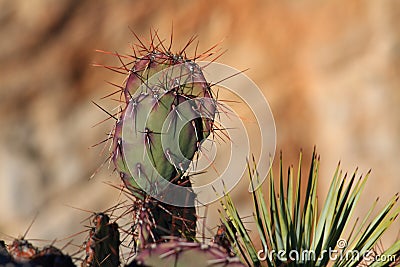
xmin=0 ymin=238 xmax=75 ymax=267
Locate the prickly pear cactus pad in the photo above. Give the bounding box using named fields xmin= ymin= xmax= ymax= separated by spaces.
xmin=99 ymin=31 xmax=220 ymax=204
xmin=111 ymin=50 xmax=216 ymax=200
xmin=127 ymin=240 xmax=245 ymax=267
xmin=95 ymin=32 xmax=225 ymax=249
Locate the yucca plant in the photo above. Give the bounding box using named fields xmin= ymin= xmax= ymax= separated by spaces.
xmin=219 ymin=150 xmax=400 ymax=267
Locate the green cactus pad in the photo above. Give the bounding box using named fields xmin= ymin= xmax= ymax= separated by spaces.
xmin=112 ymin=51 xmax=216 ymax=199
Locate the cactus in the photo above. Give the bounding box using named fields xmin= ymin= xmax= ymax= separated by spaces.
xmin=0 ymin=239 xmax=75 ymax=267
xmin=82 ymin=213 xmax=120 ymax=267
xmin=111 ymin=50 xmax=216 ymax=199
xmin=0 ymin=240 xmax=12 ymax=265
xmin=7 ymin=238 xmax=38 ymax=263
xmin=98 ymin=32 xmax=220 ymax=246
xmin=131 ymin=177 xmax=196 ymax=247
xmin=126 ymin=240 xmax=245 ymax=267
xmin=30 ymin=246 xmax=75 ymax=267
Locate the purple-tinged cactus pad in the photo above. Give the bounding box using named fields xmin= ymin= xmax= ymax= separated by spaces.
xmin=128 ymin=240 xmax=245 ymax=267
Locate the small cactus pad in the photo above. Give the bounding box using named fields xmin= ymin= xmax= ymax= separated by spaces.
xmin=127 ymin=240 xmax=245 ymax=267
xmin=111 ymin=49 xmax=216 ymax=199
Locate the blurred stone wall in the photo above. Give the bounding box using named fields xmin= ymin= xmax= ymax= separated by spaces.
xmin=0 ymin=0 xmax=399 ymax=250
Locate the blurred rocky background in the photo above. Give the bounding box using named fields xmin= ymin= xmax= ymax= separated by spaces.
xmin=0 ymin=0 xmax=399 ymax=254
